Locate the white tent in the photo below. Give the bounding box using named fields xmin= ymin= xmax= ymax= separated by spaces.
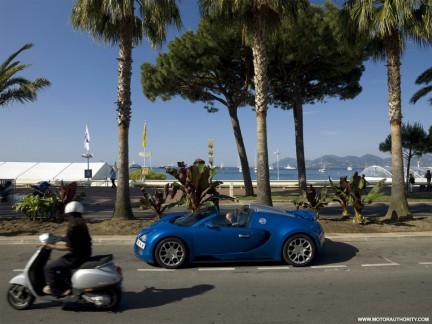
xmin=0 ymin=162 xmax=112 ymax=184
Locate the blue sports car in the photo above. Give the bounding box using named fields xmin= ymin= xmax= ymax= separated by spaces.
xmin=134 ymin=203 xmax=325 ymax=269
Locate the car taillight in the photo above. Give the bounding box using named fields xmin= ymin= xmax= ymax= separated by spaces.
xmin=115 ymin=266 xmax=122 ymax=275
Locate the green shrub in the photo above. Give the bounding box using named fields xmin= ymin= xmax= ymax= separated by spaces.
xmin=130 ymin=169 xmax=166 ymax=181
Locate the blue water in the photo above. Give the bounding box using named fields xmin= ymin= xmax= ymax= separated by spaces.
xmin=163 ymin=167 xmax=364 ymax=181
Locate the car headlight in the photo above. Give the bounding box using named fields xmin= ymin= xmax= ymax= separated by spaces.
xmin=139 ymin=234 xmax=148 ymax=242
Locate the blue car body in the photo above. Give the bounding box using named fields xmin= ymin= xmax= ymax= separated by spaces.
xmin=134 ymin=203 xmax=325 ymax=268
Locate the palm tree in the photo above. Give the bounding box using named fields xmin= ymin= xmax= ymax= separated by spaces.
xmin=410 ymin=67 xmax=432 ymax=105
xmin=341 ymin=0 xmax=432 ymax=221
xmin=70 ymin=0 xmax=182 ymax=220
xmin=0 ymin=43 xmax=51 ymax=107
xmin=198 ymin=0 xmax=307 ymax=205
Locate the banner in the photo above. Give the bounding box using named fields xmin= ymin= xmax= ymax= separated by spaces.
xmin=84 ymin=124 xmax=90 ymax=151
xmin=142 ymin=122 xmax=147 ymax=148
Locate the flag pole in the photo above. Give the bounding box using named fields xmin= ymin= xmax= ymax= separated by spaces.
xmin=142 ymin=121 xmax=147 ymax=182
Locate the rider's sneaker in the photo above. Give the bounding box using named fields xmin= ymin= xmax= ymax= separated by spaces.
xmin=43 ymin=285 xmax=52 ymax=294
xmin=58 ymin=289 xmax=71 ymax=298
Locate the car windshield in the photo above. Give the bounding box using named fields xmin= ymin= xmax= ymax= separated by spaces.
xmin=173 ymin=206 xmax=218 ymax=226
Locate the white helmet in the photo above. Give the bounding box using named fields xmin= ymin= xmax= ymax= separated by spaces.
xmin=64 ymin=201 xmax=84 ymax=214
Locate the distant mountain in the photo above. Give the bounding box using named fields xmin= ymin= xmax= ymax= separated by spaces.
xmin=274 ymin=154 xmax=432 ymax=169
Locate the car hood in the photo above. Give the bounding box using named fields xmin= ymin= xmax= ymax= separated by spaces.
xmin=286 ymin=209 xmax=317 ymax=220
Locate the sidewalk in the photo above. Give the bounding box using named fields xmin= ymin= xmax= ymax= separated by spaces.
xmin=1 ymin=186 xmax=431 ymax=244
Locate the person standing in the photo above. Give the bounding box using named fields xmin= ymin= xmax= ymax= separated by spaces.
xmin=425 ymin=170 xmax=431 ymax=190
xmin=408 ymin=173 xmax=415 ymax=193
xmin=110 ymin=166 xmax=117 ymax=188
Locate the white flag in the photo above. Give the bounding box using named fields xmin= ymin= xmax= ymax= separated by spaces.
xmin=84 ymin=124 xmax=90 ymax=151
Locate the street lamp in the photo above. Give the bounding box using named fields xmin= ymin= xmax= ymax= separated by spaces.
xmin=274 ymin=148 xmax=280 ymax=180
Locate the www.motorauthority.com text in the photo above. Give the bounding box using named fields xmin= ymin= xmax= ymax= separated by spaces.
xmin=358 ymin=317 xmax=429 ymax=322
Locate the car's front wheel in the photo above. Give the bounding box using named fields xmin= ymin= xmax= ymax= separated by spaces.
xmin=282 ymin=234 xmax=316 ymax=267
xmin=154 ymin=238 xmax=188 ymax=269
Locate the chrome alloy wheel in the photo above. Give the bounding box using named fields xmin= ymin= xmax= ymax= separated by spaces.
xmin=283 ymin=234 xmax=315 ymax=267
xmin=155 ymin=238 xmax=187 ymax=269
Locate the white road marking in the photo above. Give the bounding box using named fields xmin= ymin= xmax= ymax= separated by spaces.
xmin=311 ymin=265 xmax=347 ymax=269
xmin=198 ymin=268 xmax=236 ymax=271
xmin=13 ymin=269 xmax=24 ymax=272
xmin=419 ymin=262 xmax=432 ymax=265
xmin=257 ymin=266 xmax=290 ymax=270
xmin=362 ymin=257 xmax=400 ymax=267
xmin=137 ymin=269 xmax=175 ymax=272
xmin=362 ymin=263 xmax=399 ymax=267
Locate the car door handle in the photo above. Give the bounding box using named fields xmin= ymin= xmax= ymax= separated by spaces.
xmin=238 ymin=234 xmax=250 ymax=238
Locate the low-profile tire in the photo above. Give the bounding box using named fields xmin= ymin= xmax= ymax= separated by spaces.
xmin=154 ymin=237 xmax=188 ymax=269
xmin=282 ymin=234 xmax=316 ymax=267
xmin=7 ymin=284 xmax=35 ymax=310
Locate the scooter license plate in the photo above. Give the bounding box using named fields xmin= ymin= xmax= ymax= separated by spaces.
xmin=136 ymin=239 xmax=145 ymax=249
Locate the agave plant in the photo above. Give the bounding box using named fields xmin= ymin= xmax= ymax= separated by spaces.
xmin=166 ymin=159 xmax=237 ymax=213
xmin=139 ymin=183 xmax=180 ymax=218
xmin=293 ymin=185 xmax=329 ymax=219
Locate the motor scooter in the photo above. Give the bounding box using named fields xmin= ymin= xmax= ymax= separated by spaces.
xmin=7 ymin=233 xmax=123 ymax=310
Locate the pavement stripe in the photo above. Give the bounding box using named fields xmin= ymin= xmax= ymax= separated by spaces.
xmin=311 ymin=265 xmax=347 ymax=269
xmin=137 ymin=269 xmax=175 ymax=272
xmin=198 ymin=268 xmax=236 ymax=271
xmin=362 ymin=263 xmax=400 ymax=267
xmin=419 ymin=262 xmax=432 ymax=265
xmin=257 ymin=266 xmax=290 ymax=270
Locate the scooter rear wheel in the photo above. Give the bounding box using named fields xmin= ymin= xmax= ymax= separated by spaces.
xmin=95 ymin=287 xmax=122 ymax=310
xmin=7 ymin=284 xmax=35 ymax=310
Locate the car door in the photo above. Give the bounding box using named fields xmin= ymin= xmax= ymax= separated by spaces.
xmin=192 ymin=215 xmax=267 ymax=256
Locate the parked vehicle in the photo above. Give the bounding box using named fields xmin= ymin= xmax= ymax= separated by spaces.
xmin=7 ymin=233 xmax=122 ymax=310
xmin=134 ymin=203 xmax=325 ymax=269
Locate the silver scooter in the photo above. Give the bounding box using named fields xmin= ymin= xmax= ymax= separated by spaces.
xmin=7 ymin=233 xmax=123 ymax=310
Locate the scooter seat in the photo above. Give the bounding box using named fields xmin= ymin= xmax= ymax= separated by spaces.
xmin=78 ymin=254 xmax=113 ymax=269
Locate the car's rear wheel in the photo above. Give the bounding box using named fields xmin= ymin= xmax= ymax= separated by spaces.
xmin=155 ymin=238 xmax=188 ymax=269
xmin=282 ymin=234 xmax=316 ymax=267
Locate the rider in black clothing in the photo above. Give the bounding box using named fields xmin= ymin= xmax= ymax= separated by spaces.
xmin=41 ymin=201 xmax=92 ymax=298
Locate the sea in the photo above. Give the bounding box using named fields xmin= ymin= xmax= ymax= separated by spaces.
xmin=162 ymin=166 xmax=365 ymax=182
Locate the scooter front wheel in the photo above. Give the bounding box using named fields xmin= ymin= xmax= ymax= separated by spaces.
xmin=7 ymin=284 xmax=35 ymax=310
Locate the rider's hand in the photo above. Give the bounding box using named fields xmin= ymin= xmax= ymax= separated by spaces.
xmin=38 ymin=242 xmax=53 ymax=249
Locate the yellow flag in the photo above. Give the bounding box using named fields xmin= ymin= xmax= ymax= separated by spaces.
xmin=142 ymin=122 xmax=147 ymax=148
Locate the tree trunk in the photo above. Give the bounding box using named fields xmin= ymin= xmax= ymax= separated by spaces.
xmin=112 ymin=17 xmax=134 ymax=220
xmin=384 ymin=32 xmax=412 ymax=221
xmin=227 ymin=106 xmax=254 ymax=196
xmin=293 ymin=92 xmax=307 ymax=197
xmin=252 ymin=12 xmax=272 ymax=206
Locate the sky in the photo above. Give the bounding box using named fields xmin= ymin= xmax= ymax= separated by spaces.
xmin=1 ymin=0 xmax=431 ymax=168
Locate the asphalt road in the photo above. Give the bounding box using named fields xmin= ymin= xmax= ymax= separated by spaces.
xmin=1 ymin=239 xmax=431 ymax=324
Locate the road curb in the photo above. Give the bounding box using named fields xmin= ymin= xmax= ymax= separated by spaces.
xmin=1 ymin=232 xmax=432 ymax=245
